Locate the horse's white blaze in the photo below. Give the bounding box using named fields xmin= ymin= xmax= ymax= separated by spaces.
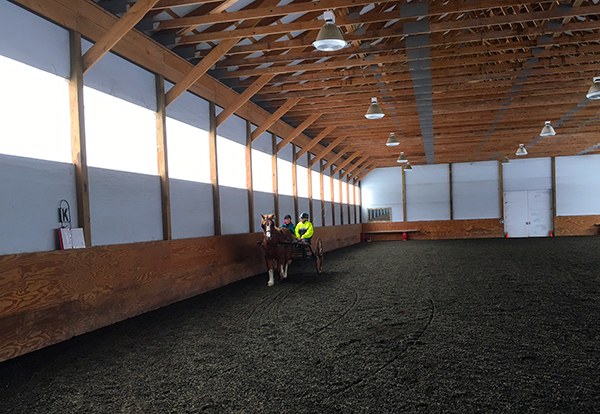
xmin=266 ymin=223 xmax=272 ymax=240
xmin=268 ymin=269 xmax=274 ymax=286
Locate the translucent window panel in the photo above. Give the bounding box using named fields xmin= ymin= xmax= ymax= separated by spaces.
xmin=323 ymin=173 xmax=332 ymax=201
xmin=349 ymin=183 xmax=355 ymax=205
xmin=0 ymin=55 xmax=70 ymax=163
xmin=166 ymin=117 xmax=210 ymax=183
xmin=277 ymin=158 xmax=294 ymax=196
xmin=217 ymin=137 xmax=246 ymax=189
xmin=311 ymin=170 xmax=322 ymax=200
xmin=85 ymin=87 xmax=157 ymax=175
xmin=252 ymin=149 xmax=273 ymax=193
xmin=297 ymin=165 xmax=309 ymax=198
xmin=333 ymin=178 xmax=341 ymax=203
xmin=342 ymin=179 xmax=348 ymax=203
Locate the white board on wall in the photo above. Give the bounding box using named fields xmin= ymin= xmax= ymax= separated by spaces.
xmin=405 ymin=164 xmax=450 ymax=221
xmin=452 ymin=161 xmax=500 ymax=219
xmin=502 ymin=157 xmax=552 ymax=192
xmin=556 ymin=154 xmax=600 ymax=216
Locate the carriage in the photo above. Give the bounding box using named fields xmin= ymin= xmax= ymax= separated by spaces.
xmin=288 ymin=237 xmax=324 ymax=275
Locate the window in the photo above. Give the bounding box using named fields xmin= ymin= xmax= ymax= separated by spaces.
xmin=277 ymin=158 xmax=294 ymax=196
xmin=166 ymin=117 xmax=210 ymax=183
xmin=333 ymin=177 xmax=341 ymax=203
xmin=217 ymin=137 xmax=246 ymax=189
xmin=311 ymin=170 xmax=321 ymax=200
xmin=297 ymin=164 xmax=309 ymax=198
xmin=0 ymin=55 xmax=70 ymax=163
xmin=252 ymin=149 xmax=273 ymax=193
xmin=85 ymin=87 xmax=157 ymax=175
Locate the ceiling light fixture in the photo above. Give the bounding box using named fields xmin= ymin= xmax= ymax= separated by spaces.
xmin=313 ymin=11 xmax=346 ymax=52
xmin=396 ymin=152 xmax=408 ymax=163
xmin=515 ymin=144 xmax=528 ymax=156
xmin=365 ymin=97 xmax=385 ymax=119
xmin=501 ymin=156 xmax=510 ymax=164
xmin=586 ymin=77 xmax=600 ymax=100
xmin=404 ymin=162 xmax=412 ymax=171
xmin=385 ymin=132 xmax=399 ymax=146
xmin=540 ymin=121 xmax=556 ymax=137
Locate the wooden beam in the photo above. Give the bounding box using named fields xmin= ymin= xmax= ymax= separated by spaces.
xmin=156 ymin=75 xmax=172 ymax=240
xmin=353 ymin=181 xmax=357 ymax=224
xmin=320 ymin=159 xmax=325 ymax=227
xmin=402 ymin=167 xmax=407 ymax=223
xmin=216 ymin=74 xmax=275 ymax=127
xmin=296 ymin=126 xmax=336 ymax=159
xmin=251 ymin=98 xmax=301 ymax=141
xmin=346 ymin=179 xmax=350 ymax=225
xmin=292 ymin=144 xmax=299 ymax=222
xmin=246 ymin=120 xmax=255 ymax=233
xmin=308 ymin=153 xmax=313 ymax=223
xmin=323 ymin=147 xmax=352 ymax=172
xmin=311 ymin=135 xmax=347 ymax=164
xmin=165 ymin=38 xmax=238 ymax=107
xmin=209 ymin=102 xmax=221 ymax=236
xmin=355 ymin=166 xmax=375 ymax=182
xmin=154 ymin=0 xmax=223 ymax=9
xmin=339 ymin=175 xmax=344 ymax=225
xmin=332 ymin=151 xmax=362 ymax=175
xmin=69 ymin=31 xmax=92 ymax=247
xmin=449 ymin=164 xmax=453 ymax=221
xmin=276 ymin=113 xmax=321 ymax=153
xmin=342 ymin=157 xmax=369 ymax=178
xmin=330 ymin=166 xmax=335 ymax=226
xmin=82 ymin=0 xmax=161 ymax=73
xmin=272 ymin=133 xmax=279 ymax=221
xmin=499 ymin=160 xmax=504 ymax=226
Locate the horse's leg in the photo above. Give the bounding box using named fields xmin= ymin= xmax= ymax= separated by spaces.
xmin=267 ymin=257 xmax=275 ymax=286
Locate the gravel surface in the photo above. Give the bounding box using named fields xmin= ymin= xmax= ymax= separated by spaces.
xmin=1 ymin=237 xmax=600 ymax=413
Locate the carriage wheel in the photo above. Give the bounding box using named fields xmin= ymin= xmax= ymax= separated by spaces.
xmin=315 ymin=238 xmax=324 ymax=274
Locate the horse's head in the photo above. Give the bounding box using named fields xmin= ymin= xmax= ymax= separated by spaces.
xmin=261 ymin=213 xmax=276 ymax=241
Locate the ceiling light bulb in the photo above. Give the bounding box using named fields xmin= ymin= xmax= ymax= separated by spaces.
xmin=516 ymin=144 xmax=528 ymax=156
xmin=540 ymin=121 xmax=556 ymax=137
xmin=313 ymin=11 xmax=346 ymax=52
xmin=365 ymin=97 xmax=385 ymax=119
xmin=385 ymin=132 xmax=399 ymax=146
xmin=587 ymin=77 xmax=600 ymax=100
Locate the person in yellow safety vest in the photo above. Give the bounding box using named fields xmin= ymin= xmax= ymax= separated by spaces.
xmin=295 ymin=212 xmax=314 ymax=259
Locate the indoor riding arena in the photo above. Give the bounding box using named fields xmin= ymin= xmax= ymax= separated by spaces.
xmin=2 ymin=0 xmax=600 ymax=413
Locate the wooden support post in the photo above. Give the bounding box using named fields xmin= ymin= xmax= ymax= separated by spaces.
xmin=292 ymin=143 xmax=299 ymax=222
xmin=69 ymin=31 xmax=92 ymax=247
xmin=156 ymin=74 xmax=172 ymax=240
xmin=499 ymin=160 xmax=505 ymax=223
xmin=209 ymin=102 xmax=221 ymax=236
xmin=353 ymin=180 xmax=357 ymax=224
xmin=330 ymin=165 xmax=336 ymax=226
xmin=449 ymin=163 xmax=453 ymax=220
xmin=358 ymin=180 xmax=362 ymax=224
xmin=272 ymin=133 xmax=280 ymax=220
xmin=551 ymin=156 xmax=557 ymax=234
xmin=339 ymin=173 xmax=344 ymax=225
xmin=246 ymin=120 xmax=254 ymax=233
xmin=320 ymin=159 xmax=325 ymax=226
xmin=308 ymin=153 xmax=314 ymax=224
xmin=346 ymin=178 xmax=350 ymax=224
xmin=402 ymin=167 xmax=407 ymax=222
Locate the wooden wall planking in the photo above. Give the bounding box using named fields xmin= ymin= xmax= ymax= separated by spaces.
xmin=554 ymin=215 xmax=600 ymax=236
xmin=362 ymin=219 xmax=505 ymax=240
xmin=0 ymin=225 xmax=361 ymax=363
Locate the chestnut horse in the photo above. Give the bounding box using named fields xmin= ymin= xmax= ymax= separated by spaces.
xmin=260 ymin=213 xmax=294 ymax=286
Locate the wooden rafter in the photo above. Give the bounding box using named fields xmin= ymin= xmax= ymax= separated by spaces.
xmin=276 ymin=114 xmax=321 ymax=153
xmin=251 ymin=97 xmax=302 ymax=141
xmin=216 ymin=74 xmax=275 ymax=127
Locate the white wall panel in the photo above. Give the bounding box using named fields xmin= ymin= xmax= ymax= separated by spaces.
xmin=82 ymin=40 xmax=156 ymax=111
xmin=556 ymin=154 xmax=600 ymax=216
xmin=502 ymin=158 xmax=552 ymax=192
xmin=220 ymin=186 xmax=249 ymax=235
xmin=279 ymin=195 xmax=295 ymax=225
xmin=360 ymin=167 xmax=404 ymax=222
xmin=0 ymin=155 xmax=77 ymax=255
xmin=405 ymin=164 xmax=450 ymax=221
xmin=165 ymin=88 xmax=209 ymax=131
xmin=253 ymin=131 xmax=273 ymax=154
xmin=0 ymin=0 xmax=69 ymax=78
xmin=170 ymin=179 xmax=214 ymax=239
xmin=298 ymin=197 xmax=310 ymax=219
xmin=254 ymin=191 xmax=274 ymax=232
xmin=324 ymin=201 xmax=333 ymax=226
xmin=88 ymin=168 xmax=162 ymax=246
xmin=217 ymin=113 xmax=246 ymax=145
xmin=312 ymin=200 xmax=323 ymax=227
xmin=452 ymin=161 xmax=500 ymax=219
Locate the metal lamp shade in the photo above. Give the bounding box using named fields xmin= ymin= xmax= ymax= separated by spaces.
xmin=396 ymin=152 xmax=408 ymax=163
xmin=501 ymin=156 xmax=510 ymax=164
xmin=404 ymin=162 xmax=412 ymax=170
xmin=365 ymin=97 xmax=385 ymax=119
xmin=516 ymin=144 xmax=528 ymax=156
xmin=385 ymin=133 xmax=399 ymax=146
xmin=313 ymin=22 xmax=346 ymax=51
xmin=587 ymin=77 xmax=600 ymax=100
xmin=540 ymin=121 xmax=556 ymax=137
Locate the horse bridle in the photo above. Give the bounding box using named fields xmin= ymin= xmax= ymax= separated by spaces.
xmin=262 ymin=218 xmax=274 ymax=241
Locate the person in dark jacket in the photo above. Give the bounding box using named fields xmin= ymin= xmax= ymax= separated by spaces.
xmin=281 ymin=214 xmax=296 ymax=234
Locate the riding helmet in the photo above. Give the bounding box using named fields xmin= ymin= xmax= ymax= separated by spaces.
xmin=300 ymin=212 xmax=309 ymax=219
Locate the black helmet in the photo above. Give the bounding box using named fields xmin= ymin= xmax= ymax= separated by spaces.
xmin=284 ymin=214 xmax=292 ymax=220
xmin=300 ymin=212 xmax=309 ymax=219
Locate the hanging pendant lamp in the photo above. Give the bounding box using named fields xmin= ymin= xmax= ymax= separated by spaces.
xmin=586 ymin=77 xmax=600 ymax=100
xmin=396 ymin=152 xmax=408 ymax=163
xmin=501 ymin=156 xmax=510 ymax=164
xmin=515 ymin=144 xmax=528 ymax=156
xmin=385 ymin=132 xmax=399 ymax=146
xmin=540 ymin=121 xmax=556 ymax=137
xmin=404 ymin=162 xmax=412 ymax=171
xmin=365 ymin=97 xmax=385 ymax=119
xmin=313 ymin=11 xmax=346 ymax=52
